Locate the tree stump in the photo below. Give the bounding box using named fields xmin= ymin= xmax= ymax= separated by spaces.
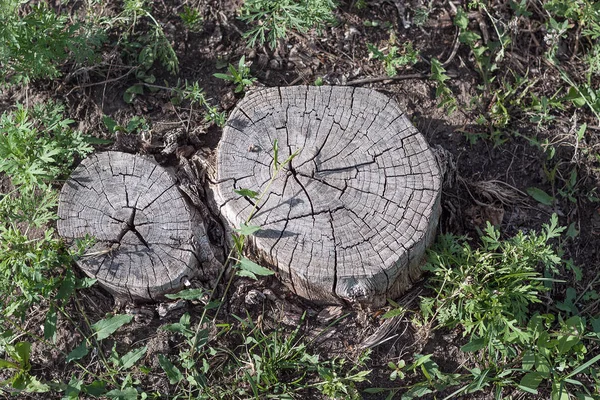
xmin=215 ymin=86 xmax=442 ymax=305
xmin=58 ymin=151 xmax=216 ymax=301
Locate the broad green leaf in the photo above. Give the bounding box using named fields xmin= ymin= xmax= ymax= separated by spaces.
xmin=556 ymin=333 xmax=580 ymax=356
xmin=120 ymin=346 xmax=147 ymax=370
xmin=92 ymin=314 xmax=133 ymax=341
xmin=76 ymin=277 xmax=97 ymax=289
xmin=235 ymin=223 xmax=261 ymax=236
xmin=161 ymin=320 xmax=194 ymax=337
xmin=382 ymin=307 xmax=406 ymax=319
xmin=0 ymin=359 xmax=19 ymax=369
xmin=23 ymin=376 xmax=50 ymax=393
xmin=591 ymin=318 xmax=600 ymax=336
xmin=453 ymin=7 xmax=469 ymax=30
xmin=126 ymin=117 xmax=145 ymax=133
xmin=527 ymin=187 xmax=554 ymax=206
xmin=158 ymin=354 xmax=183 ymax=384
xmin=204 ymin=300 xmax=221 ymax=310
xmin=165 ymin=288 xmax=204 ymax=300
xmin=213 ymin=73 xmax=233 ymax=81
xmin=57 ymin=270 xmax=76 ymax=301
xmin=402 ymin=384 xmax=433 ymax=399
xmin=461 ymin=337 xmax=485 ymax=352
xmin=66 ymin=341 xmax=89 ymax=363
xmin=551 ymin=381 xmax=569 ymax=400
xmin=13 ymin=342 xmax=31 ymax=365
xmin=535 ymin=354 xmax=551 ymax=378
xmin=44 ymin=304 xmax=57 ymax=341
xmin=556 ymin=287 xmax=578 ymax=315
xmin=565 ymin=87 xmax=586 ymax=107
xmin=105 ymin=387 xmax=138 ymax=400
xmin=234 ymin=188 xmax=259 ymax=199
xmin=574 ymin=394 xmax=595 ymax=400
xmin=102 ymin=116 xmax=119 ymax=133
xmin=522 ymin=349 xmax=535 ymax=370
xmin=237 ymin=257 xmax=274 ymax=279
xmin=519 ymin=372 xmax=543 ymax=394
xmin=237 ymin=269 xmax=258 ymax=280
xmin=576 ymin=123 xmax=587 ymax=141
xmin=123 ymin=85 xmax=143 ymax=104
xmin=83 ymin=380 xmax=107 ymax=397
xmin=64 ymin=377 xmax=82 ymax=399
xmin=566 ymin=223 xmax=579 ymax=239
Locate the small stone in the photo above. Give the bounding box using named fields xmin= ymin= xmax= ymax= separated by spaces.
xmin=220 ymin=91 xmax=236 ymax=111
xmin=125 ymin=304 xmax=155 ymax=324
xmin=282 ymin=311 xmax=302 ymax=327
xmin=176 ymin=145 xmax=195 ymax=159
xmin=317 ymin=306 xmax=344 ymax=325
xmin=257 ymin=54 xmax=269 ymax=69
xmin=245 ymin=289 xmax=266 ymax=306
xmin=157 ymin=299 xmax=187 ymax=318
xmin=269 ymin=59 xmax=283 ymax=70
xmin=262 ymin=288 xmax=278 ymax=301
xmin=344 ymin=26 xmax=360 ymax=40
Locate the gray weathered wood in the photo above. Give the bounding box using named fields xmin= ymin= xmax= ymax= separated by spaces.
xmin=57 ymin=151 xmax=217 ymax=301
xmin=215 ymin=86 xmax=442 ymax=306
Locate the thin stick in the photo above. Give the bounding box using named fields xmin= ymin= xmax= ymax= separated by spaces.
xmin=75 ymin=68 xmax=137 ymax=89
xmin=346 ymin=72 xmax=458 ymax=86
xmin=442 ymin=28 xmax=461 ymax=67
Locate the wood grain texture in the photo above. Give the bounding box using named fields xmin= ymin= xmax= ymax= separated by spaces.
xmin=215 ymin=86 xmax=442 ymax=305
xmin=58 ymin=151 xmax=216 ymax=301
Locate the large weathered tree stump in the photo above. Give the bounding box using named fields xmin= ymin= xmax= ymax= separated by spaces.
xmin=215 ymin=86 xmax=442 ymax=305
xmin=58 ymin=151 xmax=216 ymax=301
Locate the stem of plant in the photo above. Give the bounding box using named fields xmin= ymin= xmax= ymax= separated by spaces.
xmin=188 ymin=145 xmax=301 ymax=361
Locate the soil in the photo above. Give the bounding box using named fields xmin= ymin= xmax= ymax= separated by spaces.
xmin=3 ymin=0 xmax=600 ymax=399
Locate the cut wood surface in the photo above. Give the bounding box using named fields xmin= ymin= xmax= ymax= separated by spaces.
xmin=215 ymin=86 xmax=442 ymax=305
xmin=58 ymin=151 xmax=216 ymax=301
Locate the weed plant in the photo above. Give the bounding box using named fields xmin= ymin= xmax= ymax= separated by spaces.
xmin=370 ymin=216 xmax=600 ymax=399
xmin=0 ymin=1 xmax=104 ymax=84
xmin=367 ymin=40 xmax=419 ymax=77
xmin=179 ymin=5 xmax=203 ymax=32
xmin=421 ymin=216 xmax=564 ymax=357
xmin=214 ymin=56 xmax=257 ymax=93
xmin=0 ymin=102 xmax=96 ymax=393
xmin=0 ymin=102 xmax=94 ymax=315
xmin=239 ymin=0 xmax=337 ymax=49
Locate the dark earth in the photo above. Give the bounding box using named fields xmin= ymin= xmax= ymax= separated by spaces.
xmin=1 ymin=0 xmax=600 ymax=398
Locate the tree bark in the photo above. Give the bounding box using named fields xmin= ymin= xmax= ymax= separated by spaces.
xmin=215 ymin=86 xmax=442 ymax=306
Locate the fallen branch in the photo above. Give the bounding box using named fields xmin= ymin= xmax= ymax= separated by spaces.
xmin=346 ymin=71 xmax=458 ymax=86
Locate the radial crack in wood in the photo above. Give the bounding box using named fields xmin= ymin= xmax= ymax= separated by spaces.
xmin=58 ymin=151 xmax=218 ymax=301
xmin=215 ymin=86 xmax=442 ymax=306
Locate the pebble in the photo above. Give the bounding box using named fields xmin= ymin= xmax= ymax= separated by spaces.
xmin=157 ymin=299 xmax=187 ymax=318
xmin=245 ymin=289 xmax=266 ymax=306
xmin=269 ymin=58 xmax=283 ymax=70
xmin=317 ymin=306 xmax=344 ymax=325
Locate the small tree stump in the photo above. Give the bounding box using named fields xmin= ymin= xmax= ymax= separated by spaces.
xmin=58 ymin=151 xmax=216 ymax=301
xmin=215 ymin=86 xmax=442 ymax=305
